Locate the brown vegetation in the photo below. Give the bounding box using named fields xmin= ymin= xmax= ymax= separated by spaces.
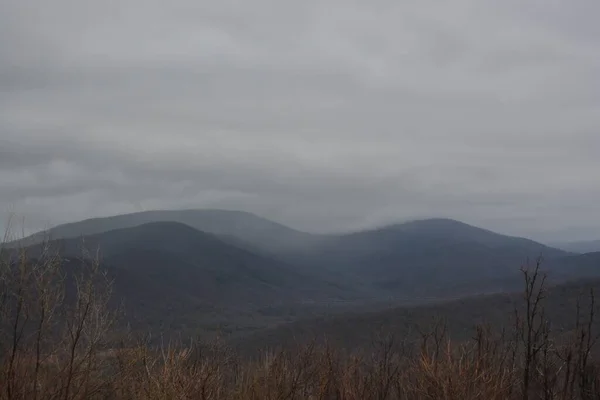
xmin=2 ymin=231 xmax=600 ymax=399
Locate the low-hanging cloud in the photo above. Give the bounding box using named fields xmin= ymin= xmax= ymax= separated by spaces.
xmin=1 ymin=0 xmax=599 ymax=241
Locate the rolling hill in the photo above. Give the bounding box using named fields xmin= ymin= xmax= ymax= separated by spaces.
xmin=12 ymin=212 xmax=582 ymax=301
xmin=9 ymin=209 xmax=322 ymax=253
xmin=17 ymin=221 xmax=354 ymax=337
xmin=5 ymin=211 xmax=600 ymax=343
xmin=279 ymin=218 xmax=571 ymax=297
xmin=11 ymin=211 xmax=597 ymax=303
xmin=545 ymin=251 xmax=600 ymax=280
xmin=554 ymin=240 xmax=600 ymax=254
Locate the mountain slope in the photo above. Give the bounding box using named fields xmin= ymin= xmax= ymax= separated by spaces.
xmin=13 ymin=213 xmax=577 ymax=302
xmin=553 ymin=240 xmax=600 ymax=254
xmin=8 ymin=216 xmax=596 ymax=342
xmin=19 ymin=221 xmax=353 ymax=336
xmin=235 ymin=276 xmax=600 ymax=353
xmin=328 ymin=218 xmax=565 ymax=254
xmin=10 ymin=209 xmax=322 ymax=253
xmin=65 ymin=221 xmax=346 ymax=299
xmin=546 ymin=251 xmax=600 ymax=280
xmin=281 ymin=218 xmax=570 ymax=297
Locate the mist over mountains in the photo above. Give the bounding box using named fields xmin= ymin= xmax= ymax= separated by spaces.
xmin=552 ymin=240 xmax=600 ymax=254
xmin=3 ymin=208 xmax=599 ymax=340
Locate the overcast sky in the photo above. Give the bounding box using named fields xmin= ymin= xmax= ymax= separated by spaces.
xmin=1 ymin=0 xmax=599 ymax=241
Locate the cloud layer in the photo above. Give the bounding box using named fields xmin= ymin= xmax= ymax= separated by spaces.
xmin=1 ymin=0 xmax=599 ymax=240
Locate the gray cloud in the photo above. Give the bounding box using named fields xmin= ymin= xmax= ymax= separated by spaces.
xmin=1 ymin=0 xmax=599 ymax=241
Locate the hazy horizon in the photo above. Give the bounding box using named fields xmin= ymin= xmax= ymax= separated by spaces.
xmin=2 ymin=207 xmax=599 ymax=246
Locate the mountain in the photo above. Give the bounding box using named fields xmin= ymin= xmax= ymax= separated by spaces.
xmin=19 ymin=221 xmax=352 ymax=337
xmin=6 ymin=213 xmax=599 ymax=343
xmin=11 ymin=212 xmax=582 ymax=306
xmin=9 ymin=209 xmax=322 ymax=253
xmin=328 ymin=218 xmax=565 ymax=254
xmin=280 ymin=218 xmax=571 ymax=297
xmin=546 ymin=251 xmax=600 ymax=280
xmin=553 ymin=240 xmax=600 ymax=254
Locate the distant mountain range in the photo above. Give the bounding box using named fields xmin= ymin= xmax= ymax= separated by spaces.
xmin=15 ymin=220 xmax=351 ymax=334
xmin=5 ymin=209 xmax=600 ymax=338
xmin=276 ymin=218 xmax=571 ymax=297
xmin=9 ymin=209 xmax=321 ymax=253
xmin=552 ymin=240 xmax=600 ymax=254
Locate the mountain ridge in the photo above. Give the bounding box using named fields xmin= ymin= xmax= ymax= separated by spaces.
xmin=5 ymin=211 xmax=599 ymax=342
xmin=10 ymin=211 xmax=573 ymax=301
xmin=552 ymin=240 xmax=600 ymax=254
xmin=7 ymin=209 xmax=321 ymax=253
xmin=14 ymin=221 xmax=357 ymax=337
